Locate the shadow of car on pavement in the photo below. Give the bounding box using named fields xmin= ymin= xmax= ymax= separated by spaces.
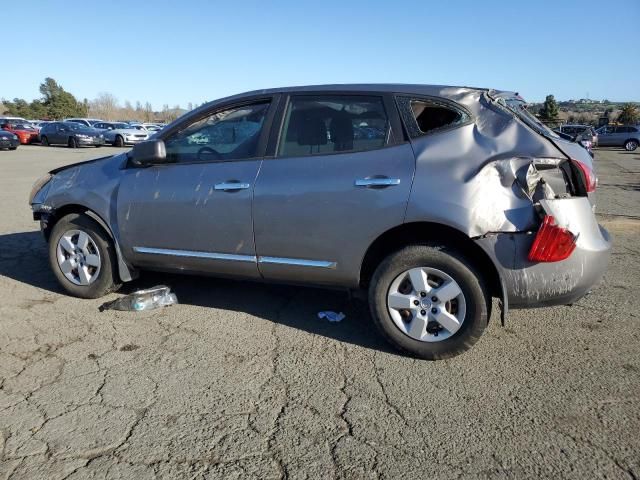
xmin=0 ymin=230 xmax=395 ymax=355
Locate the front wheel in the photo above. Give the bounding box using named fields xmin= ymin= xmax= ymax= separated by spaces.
xmin=624 ymin=140 xmax=638 ymax=151
xmin=48 ymin=213 xmax=121 ymax=298
xmin=68 ymin=137 xmax=77 ymax=148
xmin=114 ymin=135 xmax=124 ymax=147
xmin=369 ymin=244 xmax=489 ymax=360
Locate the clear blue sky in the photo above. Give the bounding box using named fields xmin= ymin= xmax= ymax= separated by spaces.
xmin=2 ymin=0 xmax=638 ymax=109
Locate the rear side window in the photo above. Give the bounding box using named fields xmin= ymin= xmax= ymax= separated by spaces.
xmin=396 ymin=96 xmax=469 ymax=138
xmin=278 ymin=95 xmax=390 ymax=157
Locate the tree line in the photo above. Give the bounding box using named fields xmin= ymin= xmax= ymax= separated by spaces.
xmin=535 ymin=94 xmax=639 ymax=126
xmin=1 ymin=77 xmax=190 ymax=123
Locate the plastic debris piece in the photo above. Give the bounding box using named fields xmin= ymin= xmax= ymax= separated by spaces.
xmin=317 ymin=311 xmax=346 ymax=322
xmin=99 ymin=285 xmax=178 ymax=312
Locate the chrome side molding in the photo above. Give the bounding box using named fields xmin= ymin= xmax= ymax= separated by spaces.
xmin=133 ymin=247 xmax=256 ymax=263
xmin=258 ymin=256 xmax=337 ymax=269
xmin=133 ymin=247 xmax=337 ymax=269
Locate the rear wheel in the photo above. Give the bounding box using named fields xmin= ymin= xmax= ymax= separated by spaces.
xmin=48 ymin=213 xmax=121 ymax=298
xmin=624 ymin=140 xmax=638 ymax=151
xmin=68 ymin=137 xmax=77 ymax=148
xmin=9 ymin=146 xmax=17 ymax=150
xmin=369 ymin=244 xmax=489 ymax=360
xmin=41 ymin=136 xmax=49 ymax=146
xmin=114 ymin=135 xmax=124 ymax=147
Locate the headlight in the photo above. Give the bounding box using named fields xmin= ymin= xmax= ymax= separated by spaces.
xmin=99 ymin=134 xmax=104 ymax=138
xmin=29 ymin=173 xmax=53 ymax=205
xmin=12 ymin=134 xmax=18 ymax=140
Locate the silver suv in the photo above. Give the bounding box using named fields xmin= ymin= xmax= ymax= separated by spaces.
xmin=596 ymin=124 xmax=640 ymax=151
xmin=29 ymin=84 xmax=611 ymax=359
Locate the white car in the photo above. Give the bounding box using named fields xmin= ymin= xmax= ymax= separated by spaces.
xmin=63 ymin=118 xmax=103 ymax=128
xmin=92 ymin=121 xmax=149 ymax=147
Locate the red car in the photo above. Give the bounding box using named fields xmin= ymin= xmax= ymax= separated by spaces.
xmin=1 ymin=122 xmax=39 ymax=144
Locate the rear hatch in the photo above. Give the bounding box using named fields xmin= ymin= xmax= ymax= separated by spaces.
xmin=488 ymin=92 xmax=597 ymax=206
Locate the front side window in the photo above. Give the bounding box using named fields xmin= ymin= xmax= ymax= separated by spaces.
xmin=278 ymin=95 xmax=389 ymax=157
xmin=164 ymin=101 xmax=270 ymax=163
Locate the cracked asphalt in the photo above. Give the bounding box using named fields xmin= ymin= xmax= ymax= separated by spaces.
xmin=1 ymin=145 xmax=639 ymax=479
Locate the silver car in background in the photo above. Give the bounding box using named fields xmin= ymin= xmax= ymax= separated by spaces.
xmin=29 ymin=84 xmax=611 ymax=360
xmin=93 ymin=122 xmax=149 ymax=147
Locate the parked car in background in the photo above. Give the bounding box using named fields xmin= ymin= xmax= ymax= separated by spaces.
xmin=63 ymin=118 xmax=103 ymax=128
xmin=93 ymin=122 xmax=149 ymax=147
xmin=39 ymin=122 xmax=105 ymax=148
xmin=0 ymin=121 xmax=39 ymax=144
xmin=129 ymin=123 xmax=163 ymax=134
xmin=558 ymin=124 xmax=598 ymax=147
xmin=0 ymin=130 xmax=20 ymax=150
xmin=0 ymin=116 xmax=31 ymax=126
xmin=29 ymin=84 xmax=610 ymax=360
xmin=596 ymin=125 xmax=640 ymax=151
xmin=552 ymin=129 xmax=594 ymax=157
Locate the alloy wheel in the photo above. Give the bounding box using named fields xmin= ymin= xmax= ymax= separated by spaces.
xmin=56 ymin=229 xmax=101 ymax=286
xmin=387 ymin=267 xmax=466 ymax=342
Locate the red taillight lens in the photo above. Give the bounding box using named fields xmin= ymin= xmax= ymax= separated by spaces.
xmin=572 ymin=159 xmax=597 ymax=192
xmin=528 ymin=215 xmax=577 ymax=262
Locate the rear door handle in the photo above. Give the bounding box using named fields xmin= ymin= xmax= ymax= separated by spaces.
xmin=355 ymin=177 xmax=401 ymax=188
xmin=214 ymin=181 xmax=250 ymax=191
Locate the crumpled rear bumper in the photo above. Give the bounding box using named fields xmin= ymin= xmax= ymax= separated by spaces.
xmin=476 ymin=197 xmax=611 ymax=308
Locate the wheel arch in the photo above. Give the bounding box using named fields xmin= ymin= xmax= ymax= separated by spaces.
xmin=359 ymin=221 xmax=507 ymax=321
xmin=44 ymin=203 xmax=136 ymax=282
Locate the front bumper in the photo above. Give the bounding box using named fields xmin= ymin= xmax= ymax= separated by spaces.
xmin=476 ymin=198 xmax=612 ymax=308
xmin=77 ymin=136 xmax=105 ymax=146
xmin=0 ymin=137 xmax=19 ymax=149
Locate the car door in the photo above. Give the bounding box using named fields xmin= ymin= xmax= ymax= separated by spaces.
xmin=253 ymin=92 xmax=415 ymax=287
xmin=116 ymin=98 xmax=277 ymax=278
xmin=54 ymin=123 xmax=68 ymax=144
xmin=598 ymin=126 xmax=614 ymax=146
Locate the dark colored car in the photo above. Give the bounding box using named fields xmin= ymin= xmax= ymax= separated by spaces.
xmin=596 ymin=125 xmax=640 ymax=151
xmin=0 ymin=130 xmax=20 ymax=150
xmin=39 ymin=122 xmax=105 ymax=148
xmin=29 ymin=84 xmax=610 ymax=360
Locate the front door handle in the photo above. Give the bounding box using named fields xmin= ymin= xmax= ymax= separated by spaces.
xmin=214 ymin=181 xmax=251 ymax=191
xmin=355 ymin=177 xmax=401 ymax=188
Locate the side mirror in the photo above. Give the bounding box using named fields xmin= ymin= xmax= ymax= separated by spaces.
xmin=129 ymin=139 xmax=168 ymax=166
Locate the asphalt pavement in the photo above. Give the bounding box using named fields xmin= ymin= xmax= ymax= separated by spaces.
xmin=1 ymin=145 xmax=638 ymax=479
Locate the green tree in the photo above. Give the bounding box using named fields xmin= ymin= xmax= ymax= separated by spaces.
xmin=39 ymin=77 xmax=86 ymax=119
xmin=617 ymin=103 xmax=639 ymax=125
xmin=538 ymin=94 xmax=559 ymax=121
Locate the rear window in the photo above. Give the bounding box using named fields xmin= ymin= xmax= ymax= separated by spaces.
xmin=397 ymin=96 xmax=469 ymax=138
xmin=501 ymin=98 xmax=560 ymax=139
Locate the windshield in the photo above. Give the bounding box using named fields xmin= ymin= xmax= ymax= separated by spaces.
xmin=113 ymin=123 xmax=130 ymax=129
xmin=63 ymin=122 xmax=85 ymax=131
xmin=500 ymin=98 xmax=560 ymax=139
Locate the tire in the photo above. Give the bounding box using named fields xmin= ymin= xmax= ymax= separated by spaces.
xmin=624 ymin=140 xmax=638 ymax=151
xmin=9 ymin=147 xmax=17 ymax=150
xmin=48 ymin=213 xmax=121 ymax=298
xmin=114 ymin=135 xmax=124 ymax=148
xmin=369 ymin=244 xmax=490 ymax=360
xmin=41 ymin=136 xmax=49 ymax=146
xmin=68 ymin=137 xmax=77 ymax=148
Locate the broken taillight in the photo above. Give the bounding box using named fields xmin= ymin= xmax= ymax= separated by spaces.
xmin=528 ymin=215 xmax=577 ymax=262
xmin=572 ymin=159 xmax=597 ymax=193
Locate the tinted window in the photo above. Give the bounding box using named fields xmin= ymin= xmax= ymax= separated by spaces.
xmin=278 ymin=95 xmax=389 ymax=157
xmin=397 ymin=96 xmax=469 ymax=138
xmin=164 ymin=101 xmax=270 ymax=163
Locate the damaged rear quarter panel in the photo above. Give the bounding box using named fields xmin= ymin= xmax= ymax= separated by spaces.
xmin=404 ymin=91 xmax=563 ymax=237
